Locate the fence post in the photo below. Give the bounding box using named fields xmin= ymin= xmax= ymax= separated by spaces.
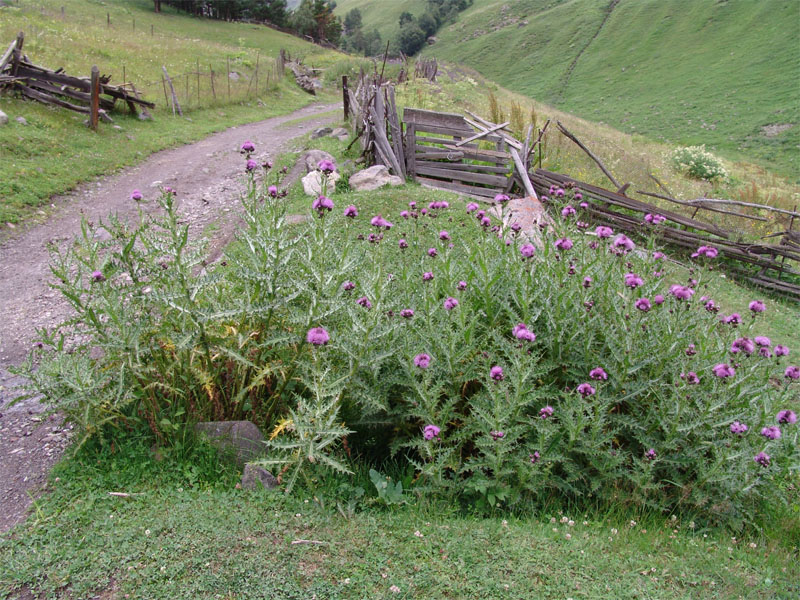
xmin=342 ymin=75 xmax=350 ymax=121
xmin=107 ymin=13 xmax=110 ymax=27
xmin=196 ymin=59 xmax=200 ymax=105
xmin=227 ymin=57 xmax=231 ymax=101
xmin=89 ymin=66 xmax=100 ymax=130
xmin=209 ymin=65 xmax=216 ymax=101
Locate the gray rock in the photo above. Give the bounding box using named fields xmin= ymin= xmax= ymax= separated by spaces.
xmin=348 ymin=165 xmax=404 ymax=192
xmin=0 ymin=110 xmax=7 ymax=125
xmin=228 ymin=72 xmax=240 ymax=81
xmin=311 ymin=127 xmax=332 ymax=139
xmin=488 ymin=195 xmax=552 ymax=248
xmin=15 ymin=116 xmax=27 ymax=126
xmin=304 ymin=149 xmax=336 ymax=173
xmin=240 ymin=463 xmax=278 ymax=491
xmin=302 ymin=170 xmax=340 ymax=196
xmin=330 ymin=127 xmax=350 ymax=141
xmin=195 ymin=421 xmax=266 ymax=464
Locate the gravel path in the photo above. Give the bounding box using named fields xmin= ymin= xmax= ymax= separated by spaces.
xmin=0 ymin=102 xmax=341 ymax=532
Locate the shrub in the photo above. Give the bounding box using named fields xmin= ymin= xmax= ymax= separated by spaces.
xmin=21 ymin=165 xmax=799 ymax=527
xmin=671 ymin=145 xmax=728 ymax=181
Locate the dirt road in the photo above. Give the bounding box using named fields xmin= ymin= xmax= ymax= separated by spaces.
xmin=0 ymin=101 xmax=341 ymax=532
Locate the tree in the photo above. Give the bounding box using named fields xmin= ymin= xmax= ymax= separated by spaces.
xmin=343 ymin=8 xmax=362 ymax=33
xmin=418 ymin=12 xmax=437 ymax=37
xmin=398 ymin=11 xmax=415 ymax=27
xmin=153 ymin=0 xmax=162 ymax=12
xmin=397 ymin=22 xmax=426 ymax=55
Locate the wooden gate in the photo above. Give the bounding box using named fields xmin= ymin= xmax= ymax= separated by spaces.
xmin=403 ymin=108 xmax=514 ymax=200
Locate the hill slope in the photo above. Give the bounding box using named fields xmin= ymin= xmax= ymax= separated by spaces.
xmin=342 ymin=0 xmax=800 ymax=177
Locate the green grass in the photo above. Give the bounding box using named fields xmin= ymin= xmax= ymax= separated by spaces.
xmin=394 ymin=0 xmax=800 ymax=178
xmin=1 ymin=435 xmax=796 ymax=600
xmin=0 ymin=0 xmax=345 ymax=225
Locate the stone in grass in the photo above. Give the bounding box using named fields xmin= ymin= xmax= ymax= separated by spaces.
xmin=240 ymin=463 xmax=278 ymax=491
xmin=194 ymin=421 xmax=266 ymax=465
xmin=303 ymin=149 xmax=336 ymax=173
xmin=0 ymin=109 xmax=8 ymax=126
xmin=348 ymin=165 xmax=404 ymax=192
xmin=311 ymin=126 xmax=332 ymax=139
xmin=15 ymin=116 xmax=27 ymax=126
xmin=302 ymin=169 xmax=340 ymax=196
xmin=330 ymin=127 xmax=350 ymax=141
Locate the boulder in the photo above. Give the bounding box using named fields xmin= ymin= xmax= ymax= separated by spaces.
xmin=304 ymin=149 xmax=336 ymax=173
xmin=489 ymin=195 xmax=552 ymax=248
xmin=302 ymin=170 xmax=340 ymax=196
xmin=330 ymin=127 xmax=350 ymax=141
xmin=349 ymin=165 xmax=404 ymax=192
xmin=311 ymin=127 xmax=332 ymax=139
xmin=195 ymin=421 xmax=265 ymax=464
xmin=240 ymin=464 xmax=278 ymax=491
xmin=0 ymin=110 xmax=7 ymax=126
xmin=228 ymin=71 xmax=240 ymax=81
xmin=15 ymin=116 xmax=27 ymax=126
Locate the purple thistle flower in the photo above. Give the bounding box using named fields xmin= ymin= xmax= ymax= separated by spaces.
xmin=595 ymin=226 xmax=614 ymax=239
xmin=644 ymin=213 xmax=666 ymax=225
xmin=409 ymin=201 xmax=417 ymax=209
xmin=480 ymin=216 xmax=492 ymax=228
xmin=555 ymin=238 xmax=574 ymax=251
xmin=669 ymin=285 xmax=695 ymax=301
xmin=414 ymin=353 xmax=431 ymax=369
xmin=512 ymin=323 xmax=536 ymax=342
xmin=439 ymin=230 xmax=450 ymax=241
xmin=612 ymin=234 xmax=635 ymax=252
xmin=262 ymin=159 xmax=272 ymax=170
xmin=730 ymin=337 xmax=755 ymax=355
xmin=723 ymin=313 xmax=742 ymax=326
xmin=574 ymin=191 xmax=583 ymax=200
xmin=356 ymin=296 xmax=372 ymax=309
xmin=624 ymin=272 xmax=644 ymax=288
xmin=530 ymin=451 xmax=541 ymax=464
xmin=645 ymin=448 xmax=657 ymax=461
xmin=785 ymin=366 xmax=800 ymax=380
xmin=761 ymin=426 xmax=781 ymax=440
xmin=398 ymin=239 xmax=408 ymax=249
xmin=457 ymin=280 xmax=467 ymax=291
xmin=749 ymin=300 xmax=766 ymax=314
xmin=466 ymin=202 xmax=479 ymax=213
xmin=654 ymin=294 xmax=665 ymax=305
xmin=682 ymin=371 xmax=700 ymax=385
xmin=561 ymin=205 xmax=576 ymax=218
xmin=554 ymin=188 xmax=565 ymax=198
xmin=423 ymin=424 xmax=440 ymax=441
xmin=730 ymin=421 xmax=748 ymax=435
xmin=490 ymin=366 xmax=504 ymax=381
xmin=576 ymin=383 xmax=595 ymax=397
xmin=400 ymin=309 xmax=414 ymax=319
xmin=422 ymin=272 xmax=434 ymax=281
xmin=428 ymin=247 xmax=438 ymax=258
xmin=635 ymin=297 xmax=651 ymax=312
xmin=130 ymin=189 xmax=143 ymax=201
xmin=268 ymin=185 xmax=278 ymax=198
xmin=712 ymin=363 xmax=736 ymax=378
xmin=245 ymin=159 xmax=258 ymax=172
xmin=685 ymin=344 xmax=697 ymax=356
xmin=444 ymin=297 xmax=459 ymax=311
xmin=539 ymin=405 xmax=554 ymax=419
xmin=520 ymin=244 xmax=536 ymax=258
xmin=342 ymin=281 xmax=355 ymax=291
xmin=490 ymin=430 xmax=505 ymax=441
xmin=475 ymin=210 xmax=485 ymax=220
xmin=510 ymin=222 xmax=522 ymax=233
xmin=312 ymin=195 xmax=334 ymax=216
xmin=759 ymin=347 xmax=772 ymax=358
xmin=91 ymin=270 xmax=105 ymax=282
xmin=653 ymin=251 xmax=666 ymax=260
xmin=579 ymin=201 xmax=589 ymax=209
xmin=775 ymin=345 xmax=789 ymax=357
xmin=583 ymin=276 xmax=592 ymax=288
xmin=317 ymin=159 xmax=336 ymax=174
xmin=240 ymin=140 xmax=255 ymax=153
xmin=754 ymin=452 xmax=770 ymax=467
xmin=494 ymin=193 xmax=510 ymax=203
xmin=705 ymin=299 xmax=719 ymax=313
xmin=691 ymin=245 xmax=718 ymax=259
xmin=777 ymin=410 xmax=797 ymax=425
xmin=589 ymin=367 xmax=608 ymax=381
xmin=306 ymin=327 xmax=330 ymax=345
xmin=754 ymin=336 xmax=771 ymax=347
xmin=339 ymin=205 xmax=356 ymax=218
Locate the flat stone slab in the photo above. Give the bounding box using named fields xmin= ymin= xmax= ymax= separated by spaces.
xmin=195 ymin=421 xmax=265 ymax=464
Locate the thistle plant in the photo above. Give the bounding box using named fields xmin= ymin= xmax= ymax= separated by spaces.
xmin=20 ymin=149 xmax=799 ymax=525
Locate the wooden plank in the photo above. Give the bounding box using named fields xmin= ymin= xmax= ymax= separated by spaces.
xmin=415 ymin=176 xmax=501 ymax=198
xmin=15 ymin=65 xmax=90 ymax=91
xmin=416 ymin=124 xmax=502 ymax=141
xmin=556 ymin=121 xmax=620 ymax=188
xmin=25 ymin=78 xmax=114 ymax=109
xmin=637 ymin=190 xmax=768 ymax=222
xmin=464 ymin=112 xmax=523 ymax=150
xmin=403 ymin=107 xmax=469 ymax=129
xmin=455 ymin=121 xmax=510 ymax=147
xmin=162 ymin=65 xmax=182 ymax=116
xmin=415 ymin=164 xmax=509 ymax=187
xmin=415 ymin=136 xmax=480 ymax=149
xmin=18 ymin=84 xmax=88 ymax=113
xmin=385 ymin=86 xmax=406 ymax=178
xmin=415 ymin=160 xmax=510 ymax=175
xmin=0 ymin=39 xmax=17 ymax=72
xmin=443 ymin=143 xmax=511 ymax=160
xmin=89 ymin=66 xmax=100 ymax=130
xmin=405 ymin=123 xmax=416 ymax=177
xmin=510 ymin=147 xmax=537 ymax=199
xmin=414 ymin=150 xmax=464 ymax=161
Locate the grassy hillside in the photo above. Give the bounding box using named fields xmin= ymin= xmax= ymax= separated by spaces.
xmin=0 ymin=0 xmax=344 ymax=225
xmin=334 ymin=0 xmax=428 ymax=47
xmin=368 ymin=0 xmax=799 ymax=178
